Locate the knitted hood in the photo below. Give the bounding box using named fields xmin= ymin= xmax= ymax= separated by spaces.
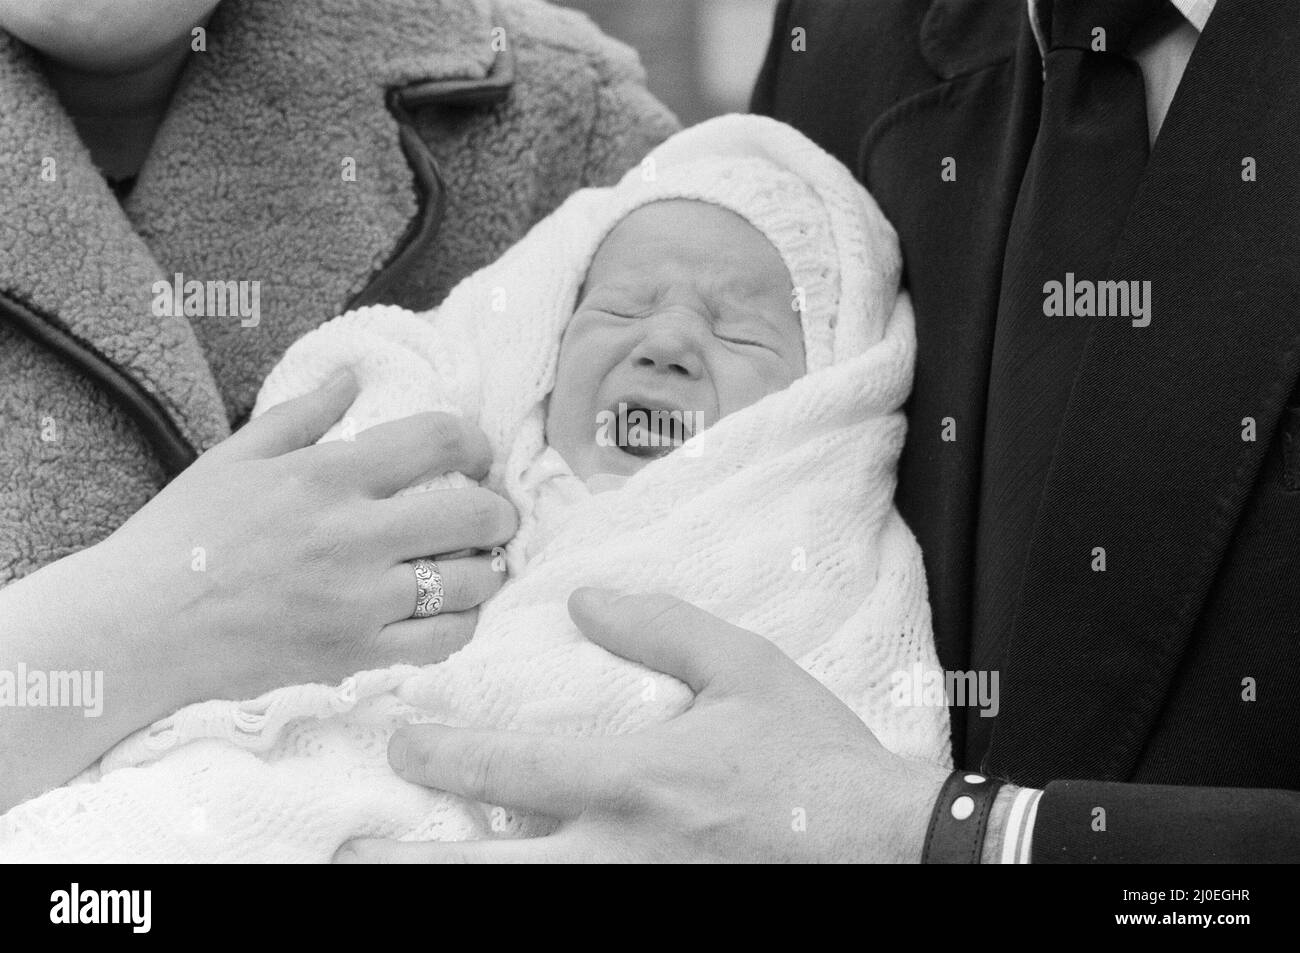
xmin=473 ymin=112 xmax=899 ymax=412
xmin=587 ymin=113 xmax=903 ymax=373
xmin=402 ymin=114 xmax=905 ymax=494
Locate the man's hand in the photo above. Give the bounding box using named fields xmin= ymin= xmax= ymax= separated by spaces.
xmin=335 ymin=589 xmax=949 ymax=863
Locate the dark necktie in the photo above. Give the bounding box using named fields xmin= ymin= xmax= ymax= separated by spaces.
xmin=969 ymin=0 xmax=1170 ymax=763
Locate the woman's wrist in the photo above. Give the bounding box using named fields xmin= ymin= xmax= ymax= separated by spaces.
xmin=0 ymin=543 xmax=189 ymax=808
xmin=86 ymin=532 xmax=232 ymax=711
xmin=6 ymin=539 xmax=194 ymax=718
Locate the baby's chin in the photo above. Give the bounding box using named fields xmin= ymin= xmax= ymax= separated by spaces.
xmin=582 ymin=440 xmax=663 ymax=479
xmin=558 ymin=438 xmax=674 ymax=483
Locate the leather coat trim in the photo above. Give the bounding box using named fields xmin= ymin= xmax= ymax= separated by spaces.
xmin=10 ymin=45 xmax=515 ymax=448
xmin=346 ymin=45 xmax=516 ymax=311
xmin=0 ymin=291 xmax=197 ymax=477
xmin=397 ymin=41 xmax=516 ymax=111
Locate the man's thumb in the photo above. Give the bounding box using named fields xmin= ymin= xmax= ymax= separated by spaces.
xmin=567 ymin=588 xmax=777 ymax=694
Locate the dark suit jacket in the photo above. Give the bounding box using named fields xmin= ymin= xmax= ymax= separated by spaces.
xmin=753 ymin=0 xmax=1300 ymax=862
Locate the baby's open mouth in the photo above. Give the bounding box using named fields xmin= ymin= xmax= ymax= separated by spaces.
xmin=613 ymin=402 xmax=695 ymax=459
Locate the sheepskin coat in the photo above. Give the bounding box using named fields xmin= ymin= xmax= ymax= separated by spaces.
xmin=0 ymin=0 xmax=677 ymax=584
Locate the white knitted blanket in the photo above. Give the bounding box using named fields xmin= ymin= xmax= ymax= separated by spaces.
xmin=0 ymin=116 xmax=950 ymax=862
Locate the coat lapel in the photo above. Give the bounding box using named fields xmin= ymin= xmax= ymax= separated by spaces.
xmin=3 ymin=0 xmax=509 ymax=474
xmin=0 ymin=32 xmax=230 ymax=465
xmin=860 ymin=0 xmax=1038 ymax=759
xmin=986 ymin=0 xmax=1300 ymax=784
xmin=126 ymin=0 xmax=503 ymax=422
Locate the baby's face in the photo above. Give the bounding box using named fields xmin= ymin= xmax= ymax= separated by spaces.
xmin=547 ymin=200 xmax=806 ymax=480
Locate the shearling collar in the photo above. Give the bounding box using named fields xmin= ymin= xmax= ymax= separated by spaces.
xmin=0 ymin=0 xmax=505 ymax=467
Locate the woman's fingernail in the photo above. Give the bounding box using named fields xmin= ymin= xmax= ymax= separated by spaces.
xmin=388 ymin=729 xmax=408 ymax=774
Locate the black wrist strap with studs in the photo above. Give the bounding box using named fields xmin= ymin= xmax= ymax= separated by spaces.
xmin=921 ymin=770 xmax=1005 ymax=864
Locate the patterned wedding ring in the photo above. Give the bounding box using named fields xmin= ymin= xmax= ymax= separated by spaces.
xmin=411 ymin=557 xmax=445 ymax=618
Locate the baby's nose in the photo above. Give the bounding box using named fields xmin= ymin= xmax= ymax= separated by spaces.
xmin=629 ymin=313 xmax=706 ymax=379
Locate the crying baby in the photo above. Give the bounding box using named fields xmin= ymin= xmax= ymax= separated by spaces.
xmin=541 ymin=142 xmax=840 ymax=503
xmin=547 ymin=197 xmax=809 ymax=482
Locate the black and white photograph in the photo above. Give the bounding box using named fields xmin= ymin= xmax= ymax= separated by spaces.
xmin=0 ymin=0 xmax=1294 ymax=910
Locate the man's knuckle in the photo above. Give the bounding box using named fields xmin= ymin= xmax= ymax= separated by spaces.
xmin=462 ymin=741 xmax=504 ymax=797
xmin=627 ymin=593 xmax=689 ymax=635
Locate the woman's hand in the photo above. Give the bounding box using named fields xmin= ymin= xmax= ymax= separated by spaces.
xmin=100 ymin=369 xmax=516 ymax=702
xmin=0 ymin=370 xmax=515 ymax=809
